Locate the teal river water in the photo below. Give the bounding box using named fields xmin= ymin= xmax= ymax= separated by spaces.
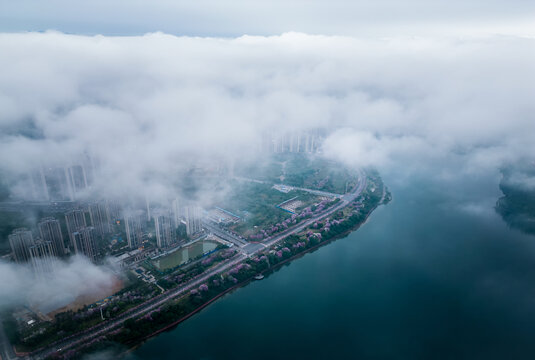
xmin=129 ymin=174 xmax=535 ymax=360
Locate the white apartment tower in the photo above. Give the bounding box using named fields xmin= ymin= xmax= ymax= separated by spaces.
xmin=29 ymin=240 xmax=57 ymax=276
xmin=125 ymin=213 xmax=144 ymax=249
xmin=65 ymin=209 xmax=87 ymax=249
xmin=38 ymin=217 xmax=65 ymax=256
xmin=154 ymin=211 xmax=175 ymax=248
xmin=88 ymin=202 xmax=112 ymax=238
xmin=8 ymin=228 xmax=34 ymax=263
xmin=72 ymin=226 xmax=98 ymax=263
xmin=185 ymin=205 xmax=203 ymax=236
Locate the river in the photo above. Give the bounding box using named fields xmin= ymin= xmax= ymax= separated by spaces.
xmin=130 ymin=173 xmax=535 ymax=360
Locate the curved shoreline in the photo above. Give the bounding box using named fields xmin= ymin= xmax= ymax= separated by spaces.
xmin=123 ymin=189 xmax=388 ymax=355
xmin=28 ymin=174 xmax=387 ymax=359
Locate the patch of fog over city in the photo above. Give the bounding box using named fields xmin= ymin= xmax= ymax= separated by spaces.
xmin=0 ymin=32 xmax=533 ymax=194
xmin=0 ymin=255 xmax=119 ymax=312
xmin=0 ymin=31 xmax=534 ymax=310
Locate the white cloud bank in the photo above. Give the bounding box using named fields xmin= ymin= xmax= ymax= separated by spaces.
xmin=0 ymin=31 xmax=533 ymax=197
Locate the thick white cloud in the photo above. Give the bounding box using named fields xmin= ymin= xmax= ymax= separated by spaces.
xmin=504 ymin=172 xmax=535 ymax=191
xmin=0 ymin=31 xmax=533 ymax=198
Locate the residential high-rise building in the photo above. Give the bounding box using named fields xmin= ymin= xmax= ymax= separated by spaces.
xmin=125 ymin=213 xmax=144 ymax=249
xmin=38 ymin=217 xmax=65 ymax=256
xmin=145 ymin=196 xmax=153 ymax=221
xmin=28 ymin=168 xmax=49 ymax=201
xmin=171 ymin=197 xmax=183 ymax=228
xmin=29 ymin=239 xmax=56 ymax=276
xmin=80 ymin=152 xmax=98 ymax=188
xmin=88 ymin=202 xmax=112 ymax=238
xmin=66 ymin=164 xmax=88 ymax=199
xmin=106 ymin=199 xmax=121 ymax=222
xmin=25 ymin=162 xmax=91 ymax=202
xmin=65 ymin=209 xmax=87 ymax=249
xmin=8 ymin=228 xmax=34 ymax=263
xmin=154 ymin=210 xmax=175 ymax=248
xmin=43 ymin=166 xmax=74 ymax=201
xmin=260 ymin=129 xmax=324 ymax=154
xmin=19 ymin=154 xmax=99 ymax=202
xmin=72 ymin=226 xmax=98 ymax=263
xmin=185 ymin=205 xmax=203 ymax=236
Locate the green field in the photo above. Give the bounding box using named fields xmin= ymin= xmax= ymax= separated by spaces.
xmin=234 ymin=153 xmax=359 ymax=194
xmin=216 ymin=180 xmax=322 ymax=238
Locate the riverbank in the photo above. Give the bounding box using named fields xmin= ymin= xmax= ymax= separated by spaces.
xmin=118 ymin=185 xmax=390 ymax=357
xmin=131 ymin=173 xmax=535 ymax=360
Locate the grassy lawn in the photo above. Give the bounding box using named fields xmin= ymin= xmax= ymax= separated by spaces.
xmin=234 ymin=153 xmax=359 ymax=194
xmin=216 ymin=180 xmax=328 ymax=238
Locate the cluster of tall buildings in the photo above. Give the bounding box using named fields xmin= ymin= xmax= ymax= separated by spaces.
xmin=9 ymin=218 xmax=65 ymax=264
xmin=64 ymin=200 xmax=123 ymax=261
xmin=261 ymin=129 xmax=324 ymax=154
xmin=8 ymin=222 xmax=62 ymax=277
xmin=171 ymin=198 xmax=202 ymax=235
xmin=142 ymin=198 xmax=204 ymax=251
xmin=8 ymin=199 xmax=118 ymax=272
xmin=4 ymin=149 xmax=214 ymax=273
xmin=7 ymin=195 xmax=206 ymax=273
xmin=130 ymin=197 xmax=204 ymax=251
xmin=24 ymin=155 xmax=97 ymax=202
xmin=64 ymin=209 xmax=100 ymax=263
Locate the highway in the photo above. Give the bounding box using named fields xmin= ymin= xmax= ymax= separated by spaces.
xmin=31 ymin=253 xmax=248 ymax=359
xmin=30 ymin=170 xmax=367 ymax=359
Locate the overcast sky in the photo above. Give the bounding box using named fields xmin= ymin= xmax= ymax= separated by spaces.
xmin=1 ymin=0 xmax=534 ymax=37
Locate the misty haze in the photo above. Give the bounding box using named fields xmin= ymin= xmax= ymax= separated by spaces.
xmin=0 ymin=1 xmax=534 ymax=360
